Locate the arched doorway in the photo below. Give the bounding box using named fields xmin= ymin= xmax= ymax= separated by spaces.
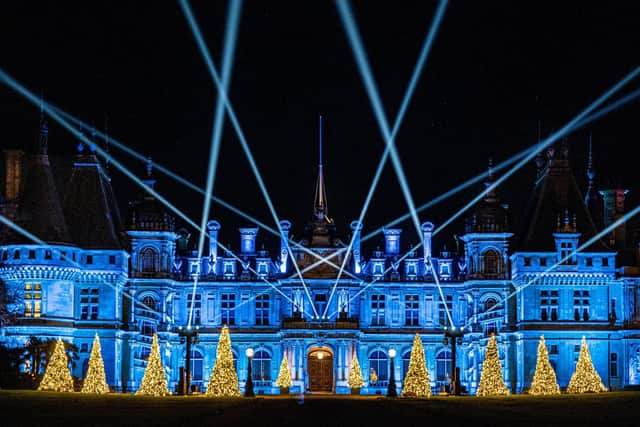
xmin=307 ymin=347 xmax=333 ymax=392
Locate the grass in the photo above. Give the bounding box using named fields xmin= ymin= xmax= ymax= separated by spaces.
xmin=1 ymin=390 xmax=639 ymax=426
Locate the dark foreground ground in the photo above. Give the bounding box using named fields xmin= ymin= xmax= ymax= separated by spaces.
xmin=1 ymin=390 xmax=639 ymax=427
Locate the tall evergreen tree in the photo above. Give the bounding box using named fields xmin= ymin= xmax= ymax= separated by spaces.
xmin=38 ymin=338 xmax=74 ymax=392
xmin=81 ymin=333 xmax=110 ymax=394
xmin=529 ymin=335 xmax=560 ymax=395
xmin=135 ymin=333 xmax=171 ymax=396
xmin=205 ymin=325 xmax=241 ymax=397
xmin=567 ymin=337 xmax=607 ymax=393
xmin=401 ymin=334 xmax=431 ymax=398
xmin=476 ymin=334 xmax=509 ymax=396
xmin=347 ymin=352 xmax=364 ymax=389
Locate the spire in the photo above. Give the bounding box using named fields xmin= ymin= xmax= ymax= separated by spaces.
xmin=104 ymin=115 xmax=111 ymax=178
xmin=37 ymin=93 xmax=49 ymax=155
xmin=313 ymin=115 xmax=328 ymax=220
xmin=143 ymin=156 xmax=156 ymax=193
xmin=483 ymin=157 xmax=497 ymax=203
xmin=585 ymin=133 xmax=595 ymax=203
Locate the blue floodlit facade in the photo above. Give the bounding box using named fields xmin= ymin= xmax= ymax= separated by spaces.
xmin=1 ymin=117 xmax=640 ymax=395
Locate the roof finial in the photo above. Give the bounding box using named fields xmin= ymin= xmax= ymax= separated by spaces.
xmin=483 ymin=157 xmax=497 ymax=203
xmin=313 ymin=115 xmax=328 ymax=220
xmin=146 ymin=156 xmax=153 ymax=178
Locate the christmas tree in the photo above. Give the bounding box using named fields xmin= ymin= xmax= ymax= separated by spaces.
xmin=529 ymin=335 xmax=560 ymax=395
xmin=38 ymin=338 xmax=74 ymax=392
xmin=81 ymin=333 xmax=110 ymax=394
xmin=205 ymin=325 xmax=241 ymax=397
xmin=135 ymin=333 xmax=171 ymax=396
xmin=275 ymin=354 xmax=292 ymax=389
xmin=567 ymin=336 xmax=607 ymax=393
xmin=476 ymin=334 xmax=510 ymax=396
xmin=347 ymin=352 xmax=364 ymax=389
xmin=401 ymin=334 xmax=431 ymax=398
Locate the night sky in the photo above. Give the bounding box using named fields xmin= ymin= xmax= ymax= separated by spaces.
xmin=2 ymin=1 xmax=639 ymax=254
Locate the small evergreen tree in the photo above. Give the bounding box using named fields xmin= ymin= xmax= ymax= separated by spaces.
xmin=205 ymin=325 xmax=241 ymax=397
xmin=347 ymin=352 xmax=364 ymax=389
xmin=81 ymin=334 xmax=110 ymax=394
xmin=38 ymin=338 xmax=74 ymax=392
xmin=567 ymin=337 xmax=607 ymax=393
xmin=275 ymin=354 xmax=292 ymax=389
xmin=135 ymin=333 xmax=171 ymax=396
xmin=476 ymin=334 xmax=509 ymax=396
xmin=529 ymin=335 xmax=560 ymax=395
xmin=401 ymin=334 xmax=431 ymax=398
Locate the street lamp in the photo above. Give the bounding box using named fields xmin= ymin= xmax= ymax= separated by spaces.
xmin=245 ymin=347 xmax=255 ymax=397
xmin=443 ymin=325 xmax=465 ymax=396
xmin=177 ymin=325 xmax=199 ymax=395
xmin=387 ymin=348 xmax=397 ymax=398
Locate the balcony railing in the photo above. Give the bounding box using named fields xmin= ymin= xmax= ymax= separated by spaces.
xmin=281 ymin=318 xmax=359 ymax=329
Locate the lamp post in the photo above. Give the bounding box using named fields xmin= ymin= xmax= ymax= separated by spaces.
xmin=177 ymin=325 xmax=199 ymax=395
xmin=245 ymin=348 xmax=255 ymax=397
xmin=386 ymin=348 xmax=397 ymax=398
xmin=443 ymin=325 xmax=465 ymax=396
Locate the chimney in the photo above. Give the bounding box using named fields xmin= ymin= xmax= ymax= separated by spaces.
xmin=239 ymin=227 xmax=259 ymax=254
xmin=383 ymin=228 xmax=402 ymax=255
xmin=3 ymin=150 xmax=24 ymax=201
xmin=207 ymin=220 xmax=221 ymax=271
xmin=350 ymin=221 xmax=363 ymax=274
xmin=421 ymin=221 xmax=435 ymax=266
xmin=279 ymin=220 xmax=291 ymax=273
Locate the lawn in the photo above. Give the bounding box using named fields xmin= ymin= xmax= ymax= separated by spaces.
xmin=1 ymin=390 xmax=639 ymax=426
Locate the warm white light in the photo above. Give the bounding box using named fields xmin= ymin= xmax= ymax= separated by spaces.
xmin=246 ymin=348 xmax=254 ymax=358
xmin=389 ymin=348 xmax=396 ymax=358
xmin=317 ymin=351 xmax=324 ymax=360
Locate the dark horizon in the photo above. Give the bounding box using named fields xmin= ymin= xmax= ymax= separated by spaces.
xmin=2 ymin=1 xmax=639 ymax=255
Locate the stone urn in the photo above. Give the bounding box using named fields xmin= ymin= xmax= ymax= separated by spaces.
xmin=351 ymin=387 xmax=361 ymax=395
xmin=280 ymin=386 xmax=290 ymax=395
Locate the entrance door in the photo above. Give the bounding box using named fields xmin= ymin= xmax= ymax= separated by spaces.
xmin=308 ymin=349 xmax=333 ymax=392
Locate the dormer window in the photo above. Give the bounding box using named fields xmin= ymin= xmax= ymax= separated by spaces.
xmin=602 ymin=257 xmax=609 ymax=267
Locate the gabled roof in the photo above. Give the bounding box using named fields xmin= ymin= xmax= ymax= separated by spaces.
xmin=62 ymin=148 xmax=122 ymax=249
xmin=517 ymin=141 xmax=609 ymax=252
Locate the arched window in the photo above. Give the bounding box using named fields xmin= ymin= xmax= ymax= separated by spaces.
xmin=369 ymin=350 xmax=388 ymax=382
xmin=484 ymin=250 xmax=499 ymax=274
xmin=435 ymin=350 xmax=451 ymax=388
xmin=484 ymin=297 xmax=497 ymax=313
xmin=142 ymin=295 xmax=156 ymax=312
xmin=140 ymin=247 xmax=158 ymax=273
xmin=190 ymin=349 xmax=203 ymax=382
xmin=252 ymin=350 xmax=271 ymax=381
xmin=402 ymin=351 xmax=412 ymax=382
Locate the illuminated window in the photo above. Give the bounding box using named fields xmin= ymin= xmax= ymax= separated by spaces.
xmin=436 ymin=350 xmax=452 ymax=388
xmin=190 ymin=350 xmax=203 ymax=382
xmin=370 ymin=294 xmax=386 ymax=326
xmin=24 ymin=283 xmax=42 ymax=317
xmin=368 ymin=351 xmax=388 ymax=382
xmin=80 ymin=287 xmax=99 ymax=320
xmin=255 ymin=294 xmax=270 ymax=326
xmin=404 ymin=295 xmax=419 ymax=326
xmin=251 ymin=350 xmax=271 ymax=381
xmin=573 ymin=290 xmax=590 ymax=321
xmin=610 ymin=353 xmax=618 ymax=377
xmin=221 ymin=293 xmax=236 ymax=326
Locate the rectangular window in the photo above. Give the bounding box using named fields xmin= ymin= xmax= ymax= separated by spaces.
xmin=370 ymin=294 xmax=386 ymax=326
xmin=255 ymin=294 xmax=270 ymax=326
xmin=586 ymin=257 xmax=593 ymax=267
xmin=524 ymin=257 xmax=531 ymax=266
xmin=109 ymin=255 xmax=116 ymax=264
xmin=404 ymin=295 xmax=419 ymax=326
xmin=28 ymin=250 xmax=36 ymax=259
xmin=187 ymin=294 xmax=202 ymax=325
xmin=540 ymin=258 xmax=547 ymax=267
xmin=610 ymin=353 xmax=618 ymax=377
xmin=549 ymin=345 xmax=559 ymax=355
xmin=79 ymin=287 xmax=99 ymax=320
xmin=86 ymin=255 xmax=93 ymax=264
xmin=602 ymin=257 xmax=609 ymax=267
xmin=540 ymin=290 xmax=559 ymax=321
xmin=44 ymin=250 xmax=52 ymax=260
xmin=573 ymin=290 xmax=590 ymax=321
xmin=221 ymin=293 xmax=236 ymax=326
xmin=439 ymin=295 xmax=453 ymax=327
xmin=24 ymin=283 xmax=42 ymax=317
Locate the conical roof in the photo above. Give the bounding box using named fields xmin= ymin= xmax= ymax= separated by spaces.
xmin=63 ymin=143 xmax=122 ymax=249
xmin=517 ymin=140 xmax=608 ymax=252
